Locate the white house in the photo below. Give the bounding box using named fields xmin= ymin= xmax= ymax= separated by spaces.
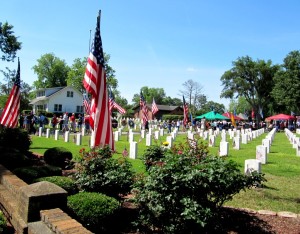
xmin=29 ymin=86 xmax=83 ymax=114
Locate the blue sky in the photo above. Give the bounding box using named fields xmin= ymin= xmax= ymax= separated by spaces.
xmin=1 ymin=1 xmax=300 ymax=108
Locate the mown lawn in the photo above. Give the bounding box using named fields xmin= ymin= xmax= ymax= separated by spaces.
xmin=29 ymin=128 xmax=300 ymax=213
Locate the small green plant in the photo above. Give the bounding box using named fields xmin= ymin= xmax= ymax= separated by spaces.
xmin=13 ymin=165 xmax=62 ymax=183
xmin=133 ymin=138 xmax=265 ymax=233
xmin=0 ymin=127 xmax=31 ymax=152
xmin=35 ymin=176 xmax=78 ymax=195
xmin=44 ymin=147 xmax=73 ymax=168
xmin=67 ymin=192 xmax=120 ymax=233
xmin=0 ymin=210 xmax=7 ymax=233
xmin=75 ymin=145 xmax=134 ymax=198
xmin=142 ymin=145 xmax=166 ymax=171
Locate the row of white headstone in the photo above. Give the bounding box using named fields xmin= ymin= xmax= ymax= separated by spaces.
xmin=245 ymin=128 xmax=276 ymax=175
xmin=285 ymin=128 xmax=300 ymax=156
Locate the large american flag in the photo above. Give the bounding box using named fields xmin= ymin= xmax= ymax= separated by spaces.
xmin=140 ymin=92 xmax=148 ymax=125
xmin=83 ymin=11 xmax=114 ymax=149
xmin=83 ymin=93 xmax=91 ymax=115
xmin=152 ymin=98 xmax=158 ymax=117
xmin=109 ymin=89 xmax=126 ymax=115
xmin=183 ymin=95 xmax=189 ymax=126
xmin=0 ymin=58 xmax=21 ymax=128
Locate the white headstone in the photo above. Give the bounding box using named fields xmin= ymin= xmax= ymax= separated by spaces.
xmin=171 ymin=132 xmax=176 ymax=140
xmin=203 ymin=131 xmax=208 ymax=140
xmin=209 ymin=135 xmax=215 ymax=147
xmin=242 ymin=134 xmax=248 ymax=144
xmin=55 ymin=130 xmax=59 ymax=140
xmin=38 ymin=127 xmax=43 ymax=137
xmin=146 ymin=133 xmax=152 ymax=146
xmin=219 ymin=141 xmax=229 ymax=156
xmin=221 ymin=132 xmax=227 ymax=142
xmin=64 ymin=131 xmax=70 ymax=142
xmin=129 ymin=132 xmax=134 ymax=142
xmin=130 ymin=141 xmax=137 ymax=159
xmin=141 ymin=130 xmax=145 ymax=139
xmin=262 ymin=139 xmax=270 ymax=153
xmin=154 ymin=130 xmax=160 ymax=140
xmin=76 ymin=133 xmax=82 ymax=145
xmin=166 ymin=136 xmax=173 ymax=148
xmin=114 ymin=131 xmax=119 ymax=141
xmin=232 ymin=136 xmax=240 ymax=150
xmin=256 ymin=145 xmax=267 ymax=164
xmin=160 ymin=128 xmax=164 ymax=136
xmin=81 ymin=126 xmax=85 ymax=136
xmin=245 ymin=159 xmax=262 ymax=174
xmin=46 ymin=129 xmax=50 ymax=138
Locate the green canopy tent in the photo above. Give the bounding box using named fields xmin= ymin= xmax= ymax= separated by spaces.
xmin=195 ymin=111 xmax=230 ymax=120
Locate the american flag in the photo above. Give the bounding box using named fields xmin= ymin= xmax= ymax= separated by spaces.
xmin=0 ymin=58 xmax=21 ymax=128
xmin=83 ymin=11 xmax=114 ymax=150
xmin=109 ymin=89 xmax=126 ymax=115
xmin=183 ymin=95 xmax=189 ymax=126
xmin=83 ymin=93 xmax=91 ymax=115
xmin=152 ymin=98 xmax=158 ymax=116
xmin=140 ymin=92 xmax=148 ymax=125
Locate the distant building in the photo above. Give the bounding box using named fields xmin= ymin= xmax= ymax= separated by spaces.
xmin=29 ymin=86 xmax=83 ymax=114
xmin=132 ymin=104 xmax=183 ymax=120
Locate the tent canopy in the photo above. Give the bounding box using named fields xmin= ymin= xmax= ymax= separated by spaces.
xmin=265 ymin=113 xmax=296 ymax=121
xmin=222 ymin=112 xmax=244 ymax=121
xmin=195 ymin=111 xmax=229 ymax=120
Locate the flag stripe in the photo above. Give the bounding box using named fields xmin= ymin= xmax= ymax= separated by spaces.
xmin=0 ymin=59 xmax=21 ymax=128
xmin=152 ymin=98 xmax=158 ymax=116
xmin=82 ymin=12 xmax=114 ymax=150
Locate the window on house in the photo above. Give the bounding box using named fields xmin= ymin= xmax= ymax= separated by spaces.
xmin=67 ymin=91 xmax=74 ymax=97
xmin=76 ymin=106 xmax=83 ymax=113
xmin=37 ymin=91 xmax=45 ymax=97
xmin=54 ymin=104 xmax=62 ymax=112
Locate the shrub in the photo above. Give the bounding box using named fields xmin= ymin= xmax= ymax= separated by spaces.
xmin=67 ymin=192 xmax=120 ymax=233
xmin=0 ymin=210 xmax=6 ymax=233
xmin=0 ymin=127 xmax=31 ymax=152
xmin=142 ymin=145 xmax=165 ymax=171
xmin=44 ymin=147 xmax=73 ymax=168
xmin=13 ymin=165 xmax=62 ymax=183
xmin=75 ymin=145 xmax=134 ymax=198
xmin=133 ymin=138 xmax=265 ymax=233
xmin=35 ymin=176 xmax=78 ymax=195
xmin=0 ymin=147 xmax=30 ymax=170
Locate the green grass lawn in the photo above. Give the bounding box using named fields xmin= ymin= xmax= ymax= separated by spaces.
xmin=29 ymin=129 xmax=300 ymax=213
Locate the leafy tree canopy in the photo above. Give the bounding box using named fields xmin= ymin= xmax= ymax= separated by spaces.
xmin=271 ymin=50 xmax=300 ymax=113
xmin=220 ymin=56 xmax=279 ymax=119
xmin=32 ymin=53 xmax=70 ymax=89
xmin=0 ymin=22 xmax=21 ymax=62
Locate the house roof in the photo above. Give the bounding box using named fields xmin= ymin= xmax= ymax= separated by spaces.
xmin=29 ymin=86 xmax=81 ymax=105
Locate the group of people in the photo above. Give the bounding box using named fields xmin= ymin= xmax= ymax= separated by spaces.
xmin=19 ymin=112 xmax=91 ymax=135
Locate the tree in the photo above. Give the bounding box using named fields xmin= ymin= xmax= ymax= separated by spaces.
xmin=179 ymin=79 xmax=203 ymax=115
xmin=271 ymin=50 xmax=300 ymax=113
xmin=228 ymin=97 xmax=251 ymax=115
xmin=220 ymin=56 xmax=279 ymax=120
xmin=66 ymin=53 xmax=118 ymax=93
xmin=32 ymin=53 xmax=70 ymax=89
xmin=0 ymin=22 xmax=22 ymax=62
xmin=197 ymin=101 xmax=225 ymax=116
xmin=131 ymin=86 xmax=166 ymax=105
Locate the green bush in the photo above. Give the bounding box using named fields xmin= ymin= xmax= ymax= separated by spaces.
xmin=13 ymin=165 xmax=62 ymax=183
xmin=162 ymin=114 xmax=183 ymax=121
xmin=133 ymin=138 xmax=265 ymax=233
xmin=35 ymin=176 xmax=78 ymax=195
xmin=44 ymin=147 xmax=73 ymax=169
xmin=0 ymin=147 xmax=30 ymax=170
xmin=142 ymin=145 xmax=166 ymax=171
xmin=75 ymin=146 xmax=134 ymax=198
xmin=0 ymin=127 xmax=31 ymax=152
xmin=67 ymin=192 xmax=120 ymax=233
xmin=0 ymin=210 xmax=7 ymax=233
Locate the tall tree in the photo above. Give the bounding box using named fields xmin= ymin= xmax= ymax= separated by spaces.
xmin=179 ymin=79 xmax=203 ymax=115
xmin=271 ymin=50 xmax=300 ymax=113
xmin=67 ymin=53 xmax=118 ymax=93
xmin=0 ymin=22 xmax=21 ymax=62
xmin=197 ymin=101 xmax=225 ymax=116
xmin=32 ymin=53 xmax=70 ymax=89
xmin=220 ymin=56 xmax=279 ymax=120
xmin=132 ymin=86 xmax=166 ymax=105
